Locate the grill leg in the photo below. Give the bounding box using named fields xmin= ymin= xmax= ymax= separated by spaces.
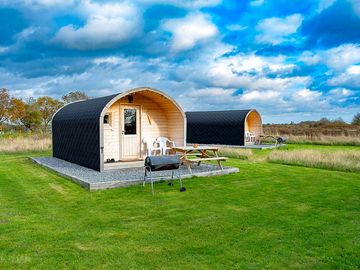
xmin=171 ymin=170 xmax=174 ymax=180
xmin=149 ymin=170 xmax=154 ymax=195
xmin=178 ymin=169 xmax=182 ymax=188
xmin=143 ymin=168 xmax=147 ymax=187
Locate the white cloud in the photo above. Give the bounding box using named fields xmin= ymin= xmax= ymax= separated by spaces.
xmin=293 ymin=89 xmax=322 ymax=102
xmin=299 ymin=51 xmax=321 ymax=65
xmin=348 ymin=0 xmax=360 ymax=16
xmin=202 ymin=53 xmax=298 ymax=88
xmin=347 ymin=65 xmax=360 ymax=75
xmin=329 ymin=88 xmax=354 ymax=97
xmin=109 ymin=78 xmax=132 ymax=87
xmin=255 ymin=14 xmax=303 ymax=45
xmin=328 ymin=88 xmax=355 ymax=103
xmin=240 ymin=90 xmax=280 ymax=102
xmin=163 ymin=13 xmax=218 ymax=52
xmin=226 ymin=24 xmax=248 ymax=31
xmin=53 ymin=1 xmax=140 ymax=50
xmin=317 ymin=0 xmax=336 ymax=12
xmin=24 ymin=0 xmax=74 ymax=6
xmin=250 ymin=0 xmax=264 ymax=6
xmin=328 ymin=65 xmax=360 ymax=88
xmin=322 ymin=44 xmax=360 ymax=71
xmin=93 ymin=57 xmax=125 ymax=65
xmin=0 ymin=46 xmax=8 ymax=53
xmin=186 ymin=87 xmax=233 ymax=98
xmin=300 ymin=44 xmax=360 ymax=81
xmin=138 ymin=0 xmax=221 ymax=8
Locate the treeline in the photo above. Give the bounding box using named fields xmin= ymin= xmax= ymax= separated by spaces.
xmin=264 ymin=116 xmax=360 ymax=137
xmin=0 ymin=88 xmax=88 ymax=133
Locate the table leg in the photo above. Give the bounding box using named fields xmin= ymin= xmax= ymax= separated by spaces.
xmin=214 ymin=150 xmax=223 ymax=170
xmin=200 ymin=150 xmax=210 ymax=158
xmin=185 ymin=160 xmax=192 ymax=174
xmin=179 ymin=152 xmax=192 ymax=174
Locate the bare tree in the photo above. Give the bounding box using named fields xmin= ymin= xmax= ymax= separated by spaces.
xmin=62 ymin=91 xmax=89 ymax=104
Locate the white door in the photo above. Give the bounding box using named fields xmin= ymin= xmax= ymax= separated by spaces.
xmin=120 ymin=105 xmax=140 ymax=160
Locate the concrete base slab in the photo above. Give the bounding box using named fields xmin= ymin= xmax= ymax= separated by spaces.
xmin=31 ymin=157 xmax=239 ymax=191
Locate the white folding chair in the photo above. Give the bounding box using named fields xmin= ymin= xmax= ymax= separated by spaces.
xmin=156 ymin=137 xmax=175 ymax=155
xmin=249 ymin=132 xmax=256 ymax=143
xmin=142 ymin=137 xmax=161 ymax=156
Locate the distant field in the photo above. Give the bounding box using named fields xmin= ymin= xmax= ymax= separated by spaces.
xmin=285 ymin=135 xmax=360 ymax=146
xmin=0 ymin=145 xmax=359 ymax=269
xmin=264 ymin=123 xmax=360 ymax=146
xmin=0 ymin=135 xmax=51 ymax=152
xmin=268 ymin=148 xmax=360 ymax=172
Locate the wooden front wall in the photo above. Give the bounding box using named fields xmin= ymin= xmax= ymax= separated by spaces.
xmin=103 ymin=90 xmax=185 ymax=161
xmin=245 ymin=111 xmax=262 ymax=143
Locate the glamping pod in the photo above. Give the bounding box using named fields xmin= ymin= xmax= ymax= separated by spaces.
xmin=52 ymin=87 xmax=186 ymax=171
xmin=186 ymin=109 xmax=262 ymax=146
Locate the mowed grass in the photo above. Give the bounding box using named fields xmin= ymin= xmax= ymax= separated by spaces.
xmin=0 ymin=148 xmax=360 ymax=269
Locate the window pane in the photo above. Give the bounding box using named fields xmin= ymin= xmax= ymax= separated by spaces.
xmin=124 ymin=109 xmax=136 ymax=135
xmin=104 ymin=114 xmax=109 ymax=124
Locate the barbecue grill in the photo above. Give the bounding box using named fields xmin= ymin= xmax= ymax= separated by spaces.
xmin=276 ymin=136 xmax=287 ymax=144
xmin=144 ymin=155 xmax=185 ymax=194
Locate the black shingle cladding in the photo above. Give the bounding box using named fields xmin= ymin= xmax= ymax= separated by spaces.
xmin=52 ymin=93 xmax=118 ymax=171
xmin=186 ymin=110 xmax=251 ymax=146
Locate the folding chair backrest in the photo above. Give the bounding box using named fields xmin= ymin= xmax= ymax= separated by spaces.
xmin=142 ymin=137 xmax=156 ymax=156
xmin=156 ymin=137 xmax=173 ymax=155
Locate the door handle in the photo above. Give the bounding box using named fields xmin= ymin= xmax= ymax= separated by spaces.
xmin=122 ymin=130 xmax=125 ymax=135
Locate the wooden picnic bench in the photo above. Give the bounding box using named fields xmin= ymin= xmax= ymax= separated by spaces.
xmin=171 ymin=146 xmax=228 ymax=174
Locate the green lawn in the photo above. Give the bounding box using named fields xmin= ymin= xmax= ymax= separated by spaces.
xmin=0 ymin=147 xmax=359 ymax=269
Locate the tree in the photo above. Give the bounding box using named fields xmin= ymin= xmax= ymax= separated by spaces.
xmin=62 ymin=91 xmax=89 ymax=104
xmin=0 ymin=88 xmax=10 ymax=124
xmin=352 ymin=113 xmax=360 ymax=125
xmin=20 ymin=103 xmax=42 ymax=131
xmin=36 ymin=96 xmax=63 ymax=132
xmin=8 ymin=98 xmax=26 ymax=125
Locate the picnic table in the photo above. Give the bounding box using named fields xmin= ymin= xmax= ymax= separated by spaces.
xmin=171 ymin=146 xmax=228 ymax=174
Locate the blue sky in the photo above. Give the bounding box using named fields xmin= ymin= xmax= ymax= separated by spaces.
xmin=0 ymin=0 xmax=359 ymax=123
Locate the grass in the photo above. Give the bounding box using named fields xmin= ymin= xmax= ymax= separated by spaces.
xmin=268 ymin=149 xmax=360 ymax=173
xmin=0 ymin=136 xmax=51 ymax=153
xmin=218 ymin=147 xmax=252 ymax=159
xmin=285 ymin=135 xmax=360 ymax=146
xmin=0 ymin=146 xmax=359 ymax=269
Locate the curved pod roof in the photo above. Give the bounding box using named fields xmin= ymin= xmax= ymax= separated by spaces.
xmin=53 ymin=87 xmax=185 ymax=122
xmin=186 ymin=109 xmax=261 ymax=146
xmin=52 ymin=87 xmax=185 ymax=171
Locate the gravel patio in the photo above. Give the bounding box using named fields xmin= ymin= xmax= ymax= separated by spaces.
xmin=31 ymin=157 xmax=239 ymax=191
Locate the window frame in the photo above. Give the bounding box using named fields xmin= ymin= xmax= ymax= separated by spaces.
xmin=103 ymin=112 xmax=112 ymax=126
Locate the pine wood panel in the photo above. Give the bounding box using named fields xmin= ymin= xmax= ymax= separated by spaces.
xmin=103 ymin=90 xmax=185 ymax=161
xmin=245 ymin=110 xmax=262 ymax=144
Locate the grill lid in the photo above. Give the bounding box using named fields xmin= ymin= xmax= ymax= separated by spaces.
xmin=145 ymin=155 xmax=181 ymax=171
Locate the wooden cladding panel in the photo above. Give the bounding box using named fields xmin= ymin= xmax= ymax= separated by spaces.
xmin=103 ymin=90 xmax=185 ymax=161
xmin=245 ymin=111 xmax=262 ymax=140
xmin=103 ymin=104 xmax=120 ymax=160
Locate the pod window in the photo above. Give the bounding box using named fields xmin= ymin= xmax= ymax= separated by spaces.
xmin=104 ymin=113 xmax=112 ymax=125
